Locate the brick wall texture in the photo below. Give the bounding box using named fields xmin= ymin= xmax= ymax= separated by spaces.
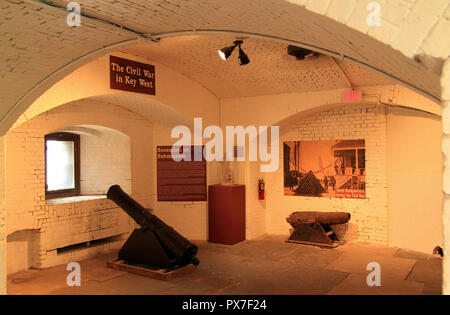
xmin=266 ymin=103 xmax=389 ymax=244
xmin=4 ymin=100 xmax=154 ymax=270
xmin=79 ymin=131 xmax=132 ymax=195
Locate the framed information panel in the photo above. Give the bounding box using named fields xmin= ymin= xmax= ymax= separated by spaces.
xmin=284 ymin=140 xmax=366 ymax=199
xmin=157 ymin=146 xmax=207 ymax=201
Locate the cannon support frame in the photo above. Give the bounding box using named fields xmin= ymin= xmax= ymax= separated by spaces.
xmin=106 ymin=185 xmax=199 ymax=279
xmin=286 ymin=211 xmax=350 ymax=247
xmin=286 ymin=222 xmax=342 ymax=247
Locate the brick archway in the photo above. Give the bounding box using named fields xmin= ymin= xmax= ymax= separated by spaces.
xmin=1 ymin=0 xmax=447 ymax=133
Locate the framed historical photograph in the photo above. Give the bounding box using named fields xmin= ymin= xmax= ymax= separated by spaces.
xmin=284 ymin=140 xmax=366 ymax=199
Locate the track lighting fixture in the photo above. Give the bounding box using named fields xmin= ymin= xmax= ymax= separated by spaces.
xmin=238 ymin=45 xmax=250 ymax=66
xmin=218 ymin=40 xmax=250 ymax=66
xmin=218 ymin=43 xmax=237 ymax=61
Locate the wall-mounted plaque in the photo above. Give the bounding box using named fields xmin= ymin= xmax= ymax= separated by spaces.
xmin=157 ymin=146 xmax=207 ymax=201
xmin=110 ymin=55 xmax=155 ymax=95
xmin=284 ymin=140 xmax=366 ymax=199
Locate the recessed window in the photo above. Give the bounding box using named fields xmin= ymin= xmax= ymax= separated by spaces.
xmin=45 ymin=132 xmax=80 ymax=198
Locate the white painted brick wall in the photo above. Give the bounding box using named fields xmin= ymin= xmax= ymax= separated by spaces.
xmin=265 ymin=103 xmax=389 ymax=245
xmin=80 ymin=131 xmax=131 ymax=195
xmin=4 ymin=100 xmax=153 ymax=271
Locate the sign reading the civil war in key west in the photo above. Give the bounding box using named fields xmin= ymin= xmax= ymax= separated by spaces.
xmin=110 ymin=56 xmax=155 ymax=95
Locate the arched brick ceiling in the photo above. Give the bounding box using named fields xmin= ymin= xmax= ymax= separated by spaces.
xmin=120 ymin=35 xmax=394 ymax=98
xmin=50 ymin=0 xmax=440 ymax=97
xmin=0 ymin=0 xmax=444 ymax=132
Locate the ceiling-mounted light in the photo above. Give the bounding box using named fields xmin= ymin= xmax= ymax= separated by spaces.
xmin=238 ymin=45 xmax=250 ymax=66
xmin=218 ymin=44 xmax=236 ymax=60
xmin=218 ymin=40 xmax=250 ymax=66
xmin=287 ymin=45 xmax=319 ymax=60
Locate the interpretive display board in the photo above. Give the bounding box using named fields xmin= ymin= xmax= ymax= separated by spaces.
xmin=284 ymin=140 xmax=366 ymax=199
xmin=157 ymin=146 xmax=207 ymax=201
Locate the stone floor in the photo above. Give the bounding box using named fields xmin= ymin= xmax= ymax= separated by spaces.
xmin=7 ymin=235 xmax=442 ymax=295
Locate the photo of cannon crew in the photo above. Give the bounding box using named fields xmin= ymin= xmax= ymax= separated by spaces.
xmin=284 ymin=140 xmax=366 ymax=199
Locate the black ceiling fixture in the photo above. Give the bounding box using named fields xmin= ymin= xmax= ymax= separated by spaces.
xmin=287 ymin=45 xmax=319 ymax=60
xmin=218 ymin=40 xmax=250 ymax=66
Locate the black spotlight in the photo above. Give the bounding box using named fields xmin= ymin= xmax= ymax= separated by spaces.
xmin=218 ymin=45 xmax=236 ymax=60
xmin=238 ymin=45 xmax=250 ymax=66
xmin=218 ymin=40 xmax=250 ymax=66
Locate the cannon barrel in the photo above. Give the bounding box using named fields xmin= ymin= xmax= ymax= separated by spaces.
xmin=287 ymin=211 xmax=350 ymax=227
xmin=107 ymin=185 xmax=199 ymax=266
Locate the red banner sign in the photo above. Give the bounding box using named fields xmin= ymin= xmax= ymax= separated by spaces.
xmin=110 ymin=56 xmax=155 ymax=95
xmin=345 ymin=90 xmax=360 ymax=103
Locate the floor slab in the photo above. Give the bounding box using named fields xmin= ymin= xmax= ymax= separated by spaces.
xmin=324 ymin=252 xmax=417 ymax=280
xmin=336 ymin=242 xmax=399 ymax=257
xmin=407 ymin=258 xmax=442 ymax=285
xmin=8 ymin=253 xmax=125 ymax=295
xmin=6 ymin=235 xmax=442 ymax=295
xmin=328 ymin=274 xmax=424 ymax=295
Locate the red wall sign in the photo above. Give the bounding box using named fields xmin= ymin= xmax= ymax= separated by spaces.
xmin=345 ymin=90 xmax=360 ymax=103
xmin=110 ymin=55 xmax=155 ymax=95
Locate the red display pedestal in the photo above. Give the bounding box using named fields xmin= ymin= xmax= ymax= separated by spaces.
xmin=208 ymin=184 xmax=246 ymax=245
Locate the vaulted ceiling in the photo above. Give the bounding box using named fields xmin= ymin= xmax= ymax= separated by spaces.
xmin=120 ymin=35 xmax=394 ymax=99
xmin=1 ymin=0 xmax=445 ymax=133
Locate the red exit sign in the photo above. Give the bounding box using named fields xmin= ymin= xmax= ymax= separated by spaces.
xmin=345 ymin=90 xmax=360 ymax=103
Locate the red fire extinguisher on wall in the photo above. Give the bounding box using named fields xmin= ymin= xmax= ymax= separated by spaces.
xmin=258 ymin=179 xmax=265 ymax=200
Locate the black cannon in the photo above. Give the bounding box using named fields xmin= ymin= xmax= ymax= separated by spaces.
xmin=107 ymin=185 xmax=199 ymax=270
xmin=286 ymin=211 xmax=351 ymax=247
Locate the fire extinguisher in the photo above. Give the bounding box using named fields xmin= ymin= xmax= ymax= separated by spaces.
xmin=258 ymin=179 xmax=265 ymax=200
